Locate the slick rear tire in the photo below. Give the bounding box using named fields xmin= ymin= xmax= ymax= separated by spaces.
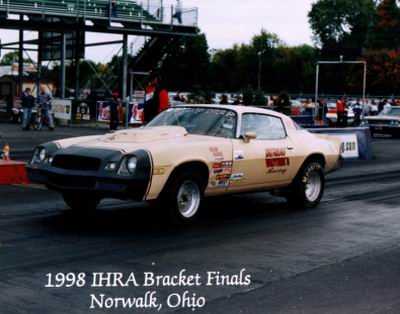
xmin=161 ymin=171 xmax=206 ymax=225
xmin=63 ymin=193 xmax=100 ymax=213
xmin=286 ymin=161 xmax=325 ymax=209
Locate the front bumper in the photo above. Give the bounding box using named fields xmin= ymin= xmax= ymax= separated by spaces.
xmin=27 ymin=165 xmax=150 ymax=201
xmin=369 ymin=125 xmax=400 ymax=136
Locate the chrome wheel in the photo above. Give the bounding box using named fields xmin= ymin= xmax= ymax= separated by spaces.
xmin=305 ymin=171 xmax=322 ymax=203
xmin=177 ymin=180 xmax=201 ymax=219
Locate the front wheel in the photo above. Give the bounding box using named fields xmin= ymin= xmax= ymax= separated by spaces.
xmin=286 ymin=161 xmax=325 ymax=209
xmin=62 ymin=193 xmax=100 ymax=213
xmin=161 ymin=171 xmax=205 ymax=224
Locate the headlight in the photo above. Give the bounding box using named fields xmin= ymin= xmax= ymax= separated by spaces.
xmin=127 ymin=157 xmax=137 ymax=173
xmin=39 ymin=148 xmax=46 ymax=161
xmin=118 ymin=156 xmax=137 ymax=176
xmin=105 ymin=162 xmax=117 ymax=171
xmin=31 ymin=148 xmax=47 ymax=164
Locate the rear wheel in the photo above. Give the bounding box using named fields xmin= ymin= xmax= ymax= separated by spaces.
xmin=161 ymin=171 xmax=206 ymax=224
xmin=286 ymin=161 xmax=325 ymax=209
xmin=62 ymin=193 xmax=100 ymax=213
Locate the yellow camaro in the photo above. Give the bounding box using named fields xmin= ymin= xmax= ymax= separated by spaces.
xmin=27 ymin=105 xmax=342 ymax=223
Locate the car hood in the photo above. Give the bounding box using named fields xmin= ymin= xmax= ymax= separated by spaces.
xmin=365 ymin=115 xmax=400 ymax=121
xmin=102 ymin=126 xmax=188 ymax=143
xmin=57 ymin=126 xmax=223 ymax=154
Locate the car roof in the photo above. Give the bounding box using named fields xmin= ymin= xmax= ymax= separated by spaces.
xmin=176 ymin=104 xmax=287 ymax=118
xmin=173 ymin=104 xmax=297 ymax=131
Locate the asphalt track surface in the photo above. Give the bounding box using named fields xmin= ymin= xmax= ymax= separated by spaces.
xmin=1 ymin=124 xmax=400 ymax=313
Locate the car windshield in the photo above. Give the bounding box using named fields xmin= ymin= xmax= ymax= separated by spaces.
xmin=147 ymin=107 xmax=237 ymax=138
xmin=380 ymin=107 xmax=400 ymax=116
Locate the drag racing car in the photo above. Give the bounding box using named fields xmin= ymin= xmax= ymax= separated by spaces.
xmin=27 ymin=105 xmax=342 ymax=223
xmin=361 ymin=106 xmax=400 ymax=137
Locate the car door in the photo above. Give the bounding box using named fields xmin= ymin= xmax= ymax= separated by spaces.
xmin=229 ymin=113 xmax=295 ymax=192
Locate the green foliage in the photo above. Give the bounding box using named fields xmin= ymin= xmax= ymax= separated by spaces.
xmin=242 ymin=87 xmax=255 ymax=106
xmin=309 ymin=0 xmax=376 ymax=56
xmin=0 ymin=51 xmax=30 ymax=65
xmin=161 ymin=33 xmax=211 ymax=91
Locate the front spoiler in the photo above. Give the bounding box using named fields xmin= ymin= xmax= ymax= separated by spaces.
xmin=27 ymin=166 xmax=149 ymax=201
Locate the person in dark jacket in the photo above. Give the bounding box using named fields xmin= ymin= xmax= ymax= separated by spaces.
xmin=21 ymin=88 xmax=36 ymax=130
xmin=142 ymin=73 xmax=169 ymax=124
xmin=109 ymin=92 xmax=121 ymax=131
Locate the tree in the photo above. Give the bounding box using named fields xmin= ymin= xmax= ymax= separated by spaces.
xmin=309 ymin=0 xmax=376 ymax=56
xmin=161 ymin=33 xmax=211 ymax=91
xmin=363 ymin=49 xmax=400 ymax=94
xmin=369 ymin=0 xmax=400 ymax=49
xmin=0 ymin=51 xmax=30 ymax=65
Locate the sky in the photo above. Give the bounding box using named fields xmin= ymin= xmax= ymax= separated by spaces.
xmin=0 ymin=0 xmax=315 ymax=62
xmin=179 ymin=0 xmax=315 ymax=49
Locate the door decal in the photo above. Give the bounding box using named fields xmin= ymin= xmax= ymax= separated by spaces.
xmin=265 ymin=148 xmax=290 ymax=173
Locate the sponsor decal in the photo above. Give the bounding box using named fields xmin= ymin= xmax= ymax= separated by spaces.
xmin=230 ymin=173 xmax=244 ymax=181
xmin=211 ymin=161 xmax=233 ymax=175
xmin=216 ymin=173 xmax=231 ymax=181
xmin=266 ymin=148 xmax=286 ymax=158
xmin=153 ymin=166 xmax=168 ymax=176
xmin=234 ymin=150 xmax=245 ymax=160
xmin=210 ymin=159 xmax=233 ymax=187
xmin=265 ymin=149 xmax=290 ymax=169
xmin=267 ymin=168 xmax=287 ymax=175
xmin=209 ymin=147 xmax=224 ymax=161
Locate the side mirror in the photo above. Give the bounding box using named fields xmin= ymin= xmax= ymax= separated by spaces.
xmin=242 ymin=132 xmax=257 ymax=143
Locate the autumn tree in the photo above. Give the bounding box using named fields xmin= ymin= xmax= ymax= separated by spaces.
xmin=369 ymin=0 xmax=400 ymax=49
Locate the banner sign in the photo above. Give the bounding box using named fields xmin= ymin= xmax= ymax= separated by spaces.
xmin=75 ymin=102 xmax=91 ymax=121
xmin=52 ymin=99 xmax=72 ymax=121
xmin=335 ymin=134 xmax=360 ymax=159
xmin=97 ymin=100 xmax=143 ymax=125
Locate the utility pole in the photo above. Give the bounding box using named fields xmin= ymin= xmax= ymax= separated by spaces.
xmin=257 ymin=51 xmax=262 ymax=91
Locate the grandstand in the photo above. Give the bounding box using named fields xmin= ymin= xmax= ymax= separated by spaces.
xmin=0 ymin=0 xmax=198 ymax=109
xmin=0 ymin=0 xmax=198 ymax=28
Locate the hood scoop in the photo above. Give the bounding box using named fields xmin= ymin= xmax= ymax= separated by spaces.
xmin=101 ymin=126 xmax=188 ymax=143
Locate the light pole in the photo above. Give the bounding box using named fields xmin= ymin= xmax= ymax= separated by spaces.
xmin=257 ymin=51 xmax=262 ymax=91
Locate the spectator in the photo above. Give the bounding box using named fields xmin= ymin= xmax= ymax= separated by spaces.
xmin=173 ymin=92 xmax=185 ymax=103
xmin=37 ymin=85 xmax=55 ymax=130
xmin=109 ymin=92 xmax=121 ymax=131
xmin=110 ymin=0 xmax=117 ymax=19
xmin=378 ymin=99 xmax=387 ymax=113
xmin=276 ymin=92 xmax=291 ymax=116
xmin=383 ymin=101 xmax=392 ymax=115
xmin=233 ymin=95 xmax=242 ymax=105
xmin=142 ymin=72 xmax=169 ymax=123
xmin=173 ymin=0 xmax=183 ymax=24
xmin=353 ymin=99 xmax=362 ymax=126
xmin=336 ymin=97 xmax=346 ymax=127
xmin=317 ymin=99 xmax=327 ymax=124
xmin=21 ymin=88 xmax=35 ymax=131
xmin=362 ymin=99 xmax=371 ymax=118
xmin=220 ymin=94 xmax=229 ymax=105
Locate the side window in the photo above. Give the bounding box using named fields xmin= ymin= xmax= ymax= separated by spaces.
xmin=212 ymin=112 xmax=237 ymax=139
xmin=241 ymin=114 xmax=286 ymax=140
